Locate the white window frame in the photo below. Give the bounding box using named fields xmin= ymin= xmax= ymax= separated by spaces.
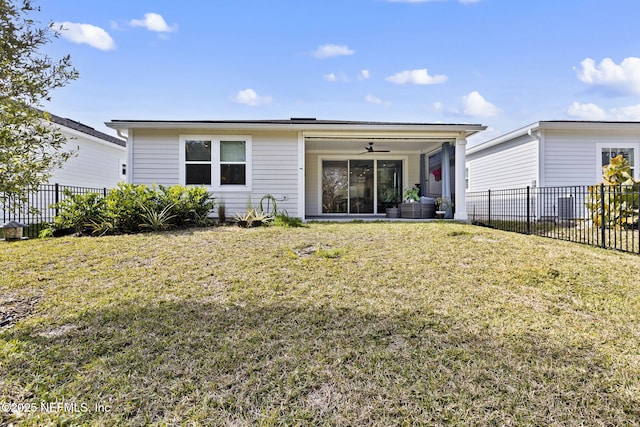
xmin=179 ymin=135 xmax=252 ymax=191
xmin=595 ymin=143 xmax=639 ymax=182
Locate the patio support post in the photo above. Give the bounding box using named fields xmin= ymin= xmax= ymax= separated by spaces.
xmin=441 ymin=142 xmax=452 ymax=219
xmin=419 ymin=153 xmax=426 ymax=196
xmin=454 ymin=135 xmax=468 ymax=221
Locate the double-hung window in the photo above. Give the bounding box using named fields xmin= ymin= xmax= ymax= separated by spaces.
xmin=220 ymin=141 xmax=247 ymax=185
xmin=185 ymin=140 xmax=213 ymax=185
xmin=180 ymin=135 xmax=251 ymax=189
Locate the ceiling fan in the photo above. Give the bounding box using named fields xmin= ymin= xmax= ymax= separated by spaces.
xmin=360 ymin=142 xmax=390 ymax=154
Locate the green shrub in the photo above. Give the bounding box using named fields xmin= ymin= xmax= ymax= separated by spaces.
xmin=53 ymin=191 xmax=106 ymax=233
xmin=272 ymin=213 xmax=305 ymax=228
xmin=104 ymin=183 xmax=156 ymax=233
xmin=587 ymin=155 xmax=640 ymax=228
xmin=160 ymin=185 xmax=215 ymax=226
xmin=51 ymin=184 xmax=215 ymax=236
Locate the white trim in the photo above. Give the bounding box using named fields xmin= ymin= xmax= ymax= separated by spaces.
xmin=179 ymin=134 xmax=253 ymax=192
xmin=297 ymin=132 xmax=305 ymax=219
xmin=454 ymin=137 xmax=467 ymax=221
xmin=108 ymin=121 xmax=486 ymax=136
xmin=316 ymin=155 xmax=409 ymax=216
xmin=127 ymin=129 xmax=134 ymax=183
xmin=596 ymin=142 xmax=639 ymax=181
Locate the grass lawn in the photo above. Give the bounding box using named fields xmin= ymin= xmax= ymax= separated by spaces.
xmin=1 ymin=222 xmax=639 ymax=426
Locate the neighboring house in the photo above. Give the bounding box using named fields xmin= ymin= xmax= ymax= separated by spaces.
xmin=105 ymin=118 xmax=485 ymax=220
xmin=47 ymin=113 xmax=127 ymax=188
xmin=1 ymin=113 xmax=126 ymax=228
xmin=465 ymin=120 xmax=640 ymax=222
xmin=466 ymin=121 xmax=640 ymax=192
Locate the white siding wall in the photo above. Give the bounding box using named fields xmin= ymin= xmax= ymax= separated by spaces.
xmin=131 ymin=129 xmax=300 ymax=217
xmin=467 ymin=135 xmax=538 ymax=192
xmin=49 ymin=133 xmax=126 ymax=188
xmin=543 ymin=129 xmax=640 ymax=186
xmin=131 ymin=129 xmax=180 ymax=185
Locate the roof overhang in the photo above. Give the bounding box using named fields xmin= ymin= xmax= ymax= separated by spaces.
xmin=106 ymin=119 xmax=486 ymax=139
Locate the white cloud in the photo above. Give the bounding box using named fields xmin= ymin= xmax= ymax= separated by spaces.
xmin=323 ymin=73 xmax=337 ymax=82
xmin=55 ymin=22 xmax=115 ymax=51
xmin=461 ymin=91 xmax=500 ymax=117
xmin=130 ymin=13 xmax=177 ymax=33
xmin=576 ymin=57 xmax=640 ymax=95
xmin=566 ymin=102 xmax=607 ymax=120
xmin=323 ymin=72 xmax=349 ymax=82
xmin=365 ymin=95 xmax=390 ymax=106
xmin=358 ymin=69 xmax=371 ymax=80
xmin=567 ymin=101 xmax=640 ymax=121
xmin=313 ymin=44 xmax=355 ymax=59
xmin=233 ymin=89 xmax=272 ymax=106
xmin=386 ymin=68 xmax=447 ymax=85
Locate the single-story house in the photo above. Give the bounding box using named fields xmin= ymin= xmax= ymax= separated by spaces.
xmin=48 ymin=113 xmax=127 ymax=188
xmin=105 ymin=118 xmax=486 ymax=220
xmin=466 ymin=120 xmax=640 ymax=192
xmin=465 ymin=120 xmax=640 ymax=221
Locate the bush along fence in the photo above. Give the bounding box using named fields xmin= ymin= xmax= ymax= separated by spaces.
xmin=1 ymin=184 xmax=109 ymax=238
xmin=466 ymin=184 xmax=640 ymax=254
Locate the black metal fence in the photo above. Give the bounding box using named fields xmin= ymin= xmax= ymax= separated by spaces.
xmin=467 ymin=185 xmax=640 ymax=254
xmin=1 ymin=184 xmax=109 ymax=238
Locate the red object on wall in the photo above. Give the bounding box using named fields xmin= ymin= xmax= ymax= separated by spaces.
xmin=432 ymin=167 xmax=441 ymax=182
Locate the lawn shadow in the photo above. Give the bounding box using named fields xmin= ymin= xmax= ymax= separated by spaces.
xmin=2 ymin=298 xmax=638 ymax=426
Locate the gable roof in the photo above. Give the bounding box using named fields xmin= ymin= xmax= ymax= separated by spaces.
xmin=468 ymin=120 xmax=640 ymax=155
xmin=48 ymin=113 xmax=126 ymax=147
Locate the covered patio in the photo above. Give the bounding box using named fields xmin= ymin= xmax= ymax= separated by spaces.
xmin=301 ymin=122 xmax=485 ymax=220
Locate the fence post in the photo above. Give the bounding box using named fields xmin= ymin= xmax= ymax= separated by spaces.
xmin=54 ymin=183 xmax=60 ymax=217
xmin=526 ymin=186 xmax=531 ymax=234
xmin=103 ymin=188 xmax=107 ymax=197
xmin=488 ymin=189 xmax=491 ymax=227
xmin=600 ymin=183 xmax=606 ymax=249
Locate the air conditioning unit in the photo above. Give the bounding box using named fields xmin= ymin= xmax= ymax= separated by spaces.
xmin=557 ymin=196 xmax=574 ymax=220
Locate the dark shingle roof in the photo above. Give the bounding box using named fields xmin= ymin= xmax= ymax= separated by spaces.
xmin=48 ymin=113 xmax=126 ymax=147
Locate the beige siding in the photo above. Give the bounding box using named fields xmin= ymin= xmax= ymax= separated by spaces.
xmin=467 ymin=135 xmax=538 ymax=192
xmin=131 ymin=129 xmax=300 ymax=217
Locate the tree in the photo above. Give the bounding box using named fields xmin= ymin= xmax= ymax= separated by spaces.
xmin=0 ymin=0 xmax=78 ymax=214
xmin=587 ymin=155 xmax=640 ymax=228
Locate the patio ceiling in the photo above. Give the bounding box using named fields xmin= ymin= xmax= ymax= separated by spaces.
xmin=304 ymin=136 xmax=454 ymax=154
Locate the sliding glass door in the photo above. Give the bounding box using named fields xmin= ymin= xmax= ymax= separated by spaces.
xmin=377 ymin=160 xmax=403 ymax=213
xmin=349 ymin=160 xmax=374 ymax=214
xmin=322 ymin=161 xmax=348 ymax=214
xmin=322 ymin=159 xmax=402 ymax=215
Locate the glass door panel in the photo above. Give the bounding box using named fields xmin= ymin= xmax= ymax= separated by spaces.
xmin=349 ymin=160 xmax=374 ymax=214
xmin=322 ymin=160 xmax=348 ymax=213
xmin=377 ymin=160 xmax=403 ymax=213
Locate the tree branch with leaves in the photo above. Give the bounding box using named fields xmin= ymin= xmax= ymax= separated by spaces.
xmin=1 ymin=0 xmax=78 ymax=214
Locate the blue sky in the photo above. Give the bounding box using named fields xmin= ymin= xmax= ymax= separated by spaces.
xmin=40 ymin=0 xmax=640 ymax=144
